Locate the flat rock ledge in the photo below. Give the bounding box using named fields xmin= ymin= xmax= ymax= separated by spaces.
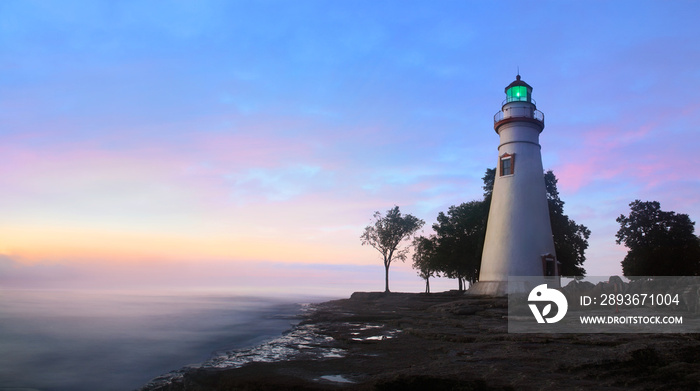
xmin=145 ymin=291 xmax=700 ymax=391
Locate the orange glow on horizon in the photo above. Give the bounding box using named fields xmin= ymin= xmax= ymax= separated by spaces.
xmin=0 ymin=224 xmax=370 ymax=266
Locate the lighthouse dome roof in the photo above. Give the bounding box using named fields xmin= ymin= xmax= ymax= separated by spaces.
xmin=504 ymin=74 xmax=532 ymax=93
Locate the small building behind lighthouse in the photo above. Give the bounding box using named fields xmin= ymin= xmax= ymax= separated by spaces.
xmin=469 ymin=75 xmax=558 ymax=296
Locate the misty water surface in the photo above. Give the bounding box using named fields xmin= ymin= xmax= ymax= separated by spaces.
xmin=0 ymin=289 xmax=317 ymax=391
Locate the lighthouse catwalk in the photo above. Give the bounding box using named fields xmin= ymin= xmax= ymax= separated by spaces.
xmin=469 ymin=75 xmax=557 ymax=296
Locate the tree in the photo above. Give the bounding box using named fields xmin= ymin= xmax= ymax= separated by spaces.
xmin=482 ymin=168 xmax=589 ymax=277
xmin=544 ymin=171 xmax=590 ymax=276
xmin=482 ymin=168 xmax=496 ymax=199
xmin=361 ymin=206 xmax=425 ymax=293
xmin=431 ymin=200 xmax=489 ymax=290
xmin=616 ymin=200 xmax=700 ymax=277
xmin=412 ymin=236 xmax=438 ymax=293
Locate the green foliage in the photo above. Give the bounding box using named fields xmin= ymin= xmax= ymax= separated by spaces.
xmin=616 ymin=200 xmax=700 ymax=277
xmin=431 ymin=200 xmax=489 ymax=288
xmin=544 ymin=171 xmax=589 ymax=276
xmin=410 ymin=200 xmax=489 ymax=291
xmin=361 ymin=206 xmax=425 ymax=292
xmin=412 ymin=235 xmax=439 ymax=293
xmin=482 ymin=168 xmax=496 ymax=199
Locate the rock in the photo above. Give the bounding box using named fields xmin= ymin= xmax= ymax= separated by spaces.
xmin=144 ymin=292 xmax=700 ymax=391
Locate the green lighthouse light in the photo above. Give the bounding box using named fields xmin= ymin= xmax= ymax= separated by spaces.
xmin=506 ymin=85 xmax=529 ymax=103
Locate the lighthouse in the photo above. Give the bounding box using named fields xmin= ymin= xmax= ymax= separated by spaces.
xmin=469 ymin=75 xmax=557 ymax=296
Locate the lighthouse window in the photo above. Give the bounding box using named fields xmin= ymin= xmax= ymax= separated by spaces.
xmin=500 ymin=154 xmax=514 ymax=176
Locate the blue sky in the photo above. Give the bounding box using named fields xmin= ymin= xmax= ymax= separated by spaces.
xmin=1 ymin=0 xmax=699 ymax=294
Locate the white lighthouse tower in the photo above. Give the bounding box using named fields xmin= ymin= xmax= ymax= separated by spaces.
xmin=469 ymin=75 xmax=557 ymax=296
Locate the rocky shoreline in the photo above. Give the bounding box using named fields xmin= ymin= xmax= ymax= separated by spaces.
xmin=142 ymin=291 xmax=700 ymax=390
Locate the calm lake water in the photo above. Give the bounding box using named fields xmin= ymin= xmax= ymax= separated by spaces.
xmin=0 ymin=289 xmax=323 ymax=391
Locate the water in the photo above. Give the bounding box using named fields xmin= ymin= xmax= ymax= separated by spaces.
xmin=141 ymin=316 xmax=398 ymax=390
xmin=141 ymin=319 xmax=348 ymax=390
xmin=0 ymin=289 xmax=318 ymax=391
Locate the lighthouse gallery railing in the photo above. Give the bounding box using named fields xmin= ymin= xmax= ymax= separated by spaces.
xmin=494 ymin=108 xmax=545 ymax=125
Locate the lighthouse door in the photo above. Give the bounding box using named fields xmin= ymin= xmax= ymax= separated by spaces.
xmin=542 ymin=254 xmax=556 ymax=276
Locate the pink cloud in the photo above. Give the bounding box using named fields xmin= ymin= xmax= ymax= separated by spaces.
xmin=553 ymin=99 xmax=700 ymax=195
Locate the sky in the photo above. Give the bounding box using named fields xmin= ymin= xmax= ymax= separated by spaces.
xmin=1 ymin=0 xmax=699 ymax=296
